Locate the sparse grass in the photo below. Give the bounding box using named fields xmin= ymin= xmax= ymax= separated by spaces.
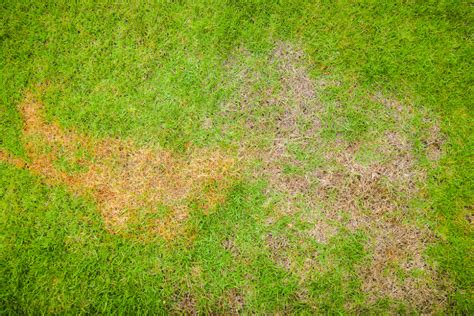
xmin=1 ymin=1 xmax=472 ymax=314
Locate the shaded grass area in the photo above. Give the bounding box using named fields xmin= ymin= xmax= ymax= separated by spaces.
xmin=1 ymin=0 xmax=472 ymax=313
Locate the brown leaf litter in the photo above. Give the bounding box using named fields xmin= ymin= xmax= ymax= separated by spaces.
xmin=1 ymin=88 xmax=237 ymax=240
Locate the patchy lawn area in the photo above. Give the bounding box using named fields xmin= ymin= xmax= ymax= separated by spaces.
xmin=1 ymin=1 xmax=472 ymax=313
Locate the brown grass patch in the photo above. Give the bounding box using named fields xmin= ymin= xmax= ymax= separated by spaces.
xmin=361 ymin=223 xmax=447 ymax=312
xmin=222 ymin=238 xmax=240 ymax=257
xmin=226 ymin=42 xmax=324 ymax=212
xmin=306 ymin=220 xmax=338 ymax=244
xmin=173 ymin=292 xmax=197 ymax=315
xmin=222 ymin=288 xmax=245 ymax=314
xmin=2 ymin=88 xmax=237 ymax=240
xmin=0 ymin=150 xmax=27 ymax=169
xmin=265 ymin=232 xmax=292 ymax=270
xmin=372 ymin=92 xmax=445 ymax=163
xmin=317 ymin=133 xmax=422 ymax=220
xmin=424 ymin=123 xmax=444 ymax=162
xmin=314 ymin=132 xmax=448 ymax=311
xmin=224 ymin=42 xmax=448 ymax=311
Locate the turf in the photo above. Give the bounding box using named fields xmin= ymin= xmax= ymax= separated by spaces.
xmin=1 ymin=1 xmax=472 ymax=314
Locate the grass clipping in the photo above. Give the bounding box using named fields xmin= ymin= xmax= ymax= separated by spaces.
xmin=1 ymin=89 xmax=236 ymax=240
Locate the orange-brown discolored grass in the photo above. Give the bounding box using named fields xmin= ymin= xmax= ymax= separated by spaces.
xmin=1 ymin=89 xmax=237 ymax=240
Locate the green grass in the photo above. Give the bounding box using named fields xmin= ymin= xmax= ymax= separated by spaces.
xmin=1 ymin=0 xmax=472 ymax=313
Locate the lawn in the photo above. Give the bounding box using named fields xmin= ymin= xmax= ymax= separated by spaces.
xmin=1 ymin=1 xmax=472 ymax=314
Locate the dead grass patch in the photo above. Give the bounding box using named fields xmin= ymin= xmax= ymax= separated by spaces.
xmin=2 ymin=89 xmax=237 ymax=240
xmin=0 ymin=150 xmax=27 ymax=169
xmin=424 ymin=123 xmax=445 ymax=162
xmin=173 ymin=292 xmax=197 ymax=315
xmin=313 ymin=132 xmax=449 ymax=311
xmin=372 ymin=92 xmax=445 ymax=163
xmin=222 ymin=238 xmax=240 ymax=257
xmin=226 ymin=42 xmax=324 ymax=213
xmin=306 ymin=220 xmax=338 ymax=244
xmin=265 ymin=233 xmax=292 ymax=270
xmin=224 ymin=42 xmax=448 ymax=311
xmin=361 ymin=223 xmax=447 ymax=312
xmin=222 ymin=288 xmax=245 ymax=314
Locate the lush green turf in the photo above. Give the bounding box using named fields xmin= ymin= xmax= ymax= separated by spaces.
xmin=1 ymin=1 xmax=472 ymax=313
